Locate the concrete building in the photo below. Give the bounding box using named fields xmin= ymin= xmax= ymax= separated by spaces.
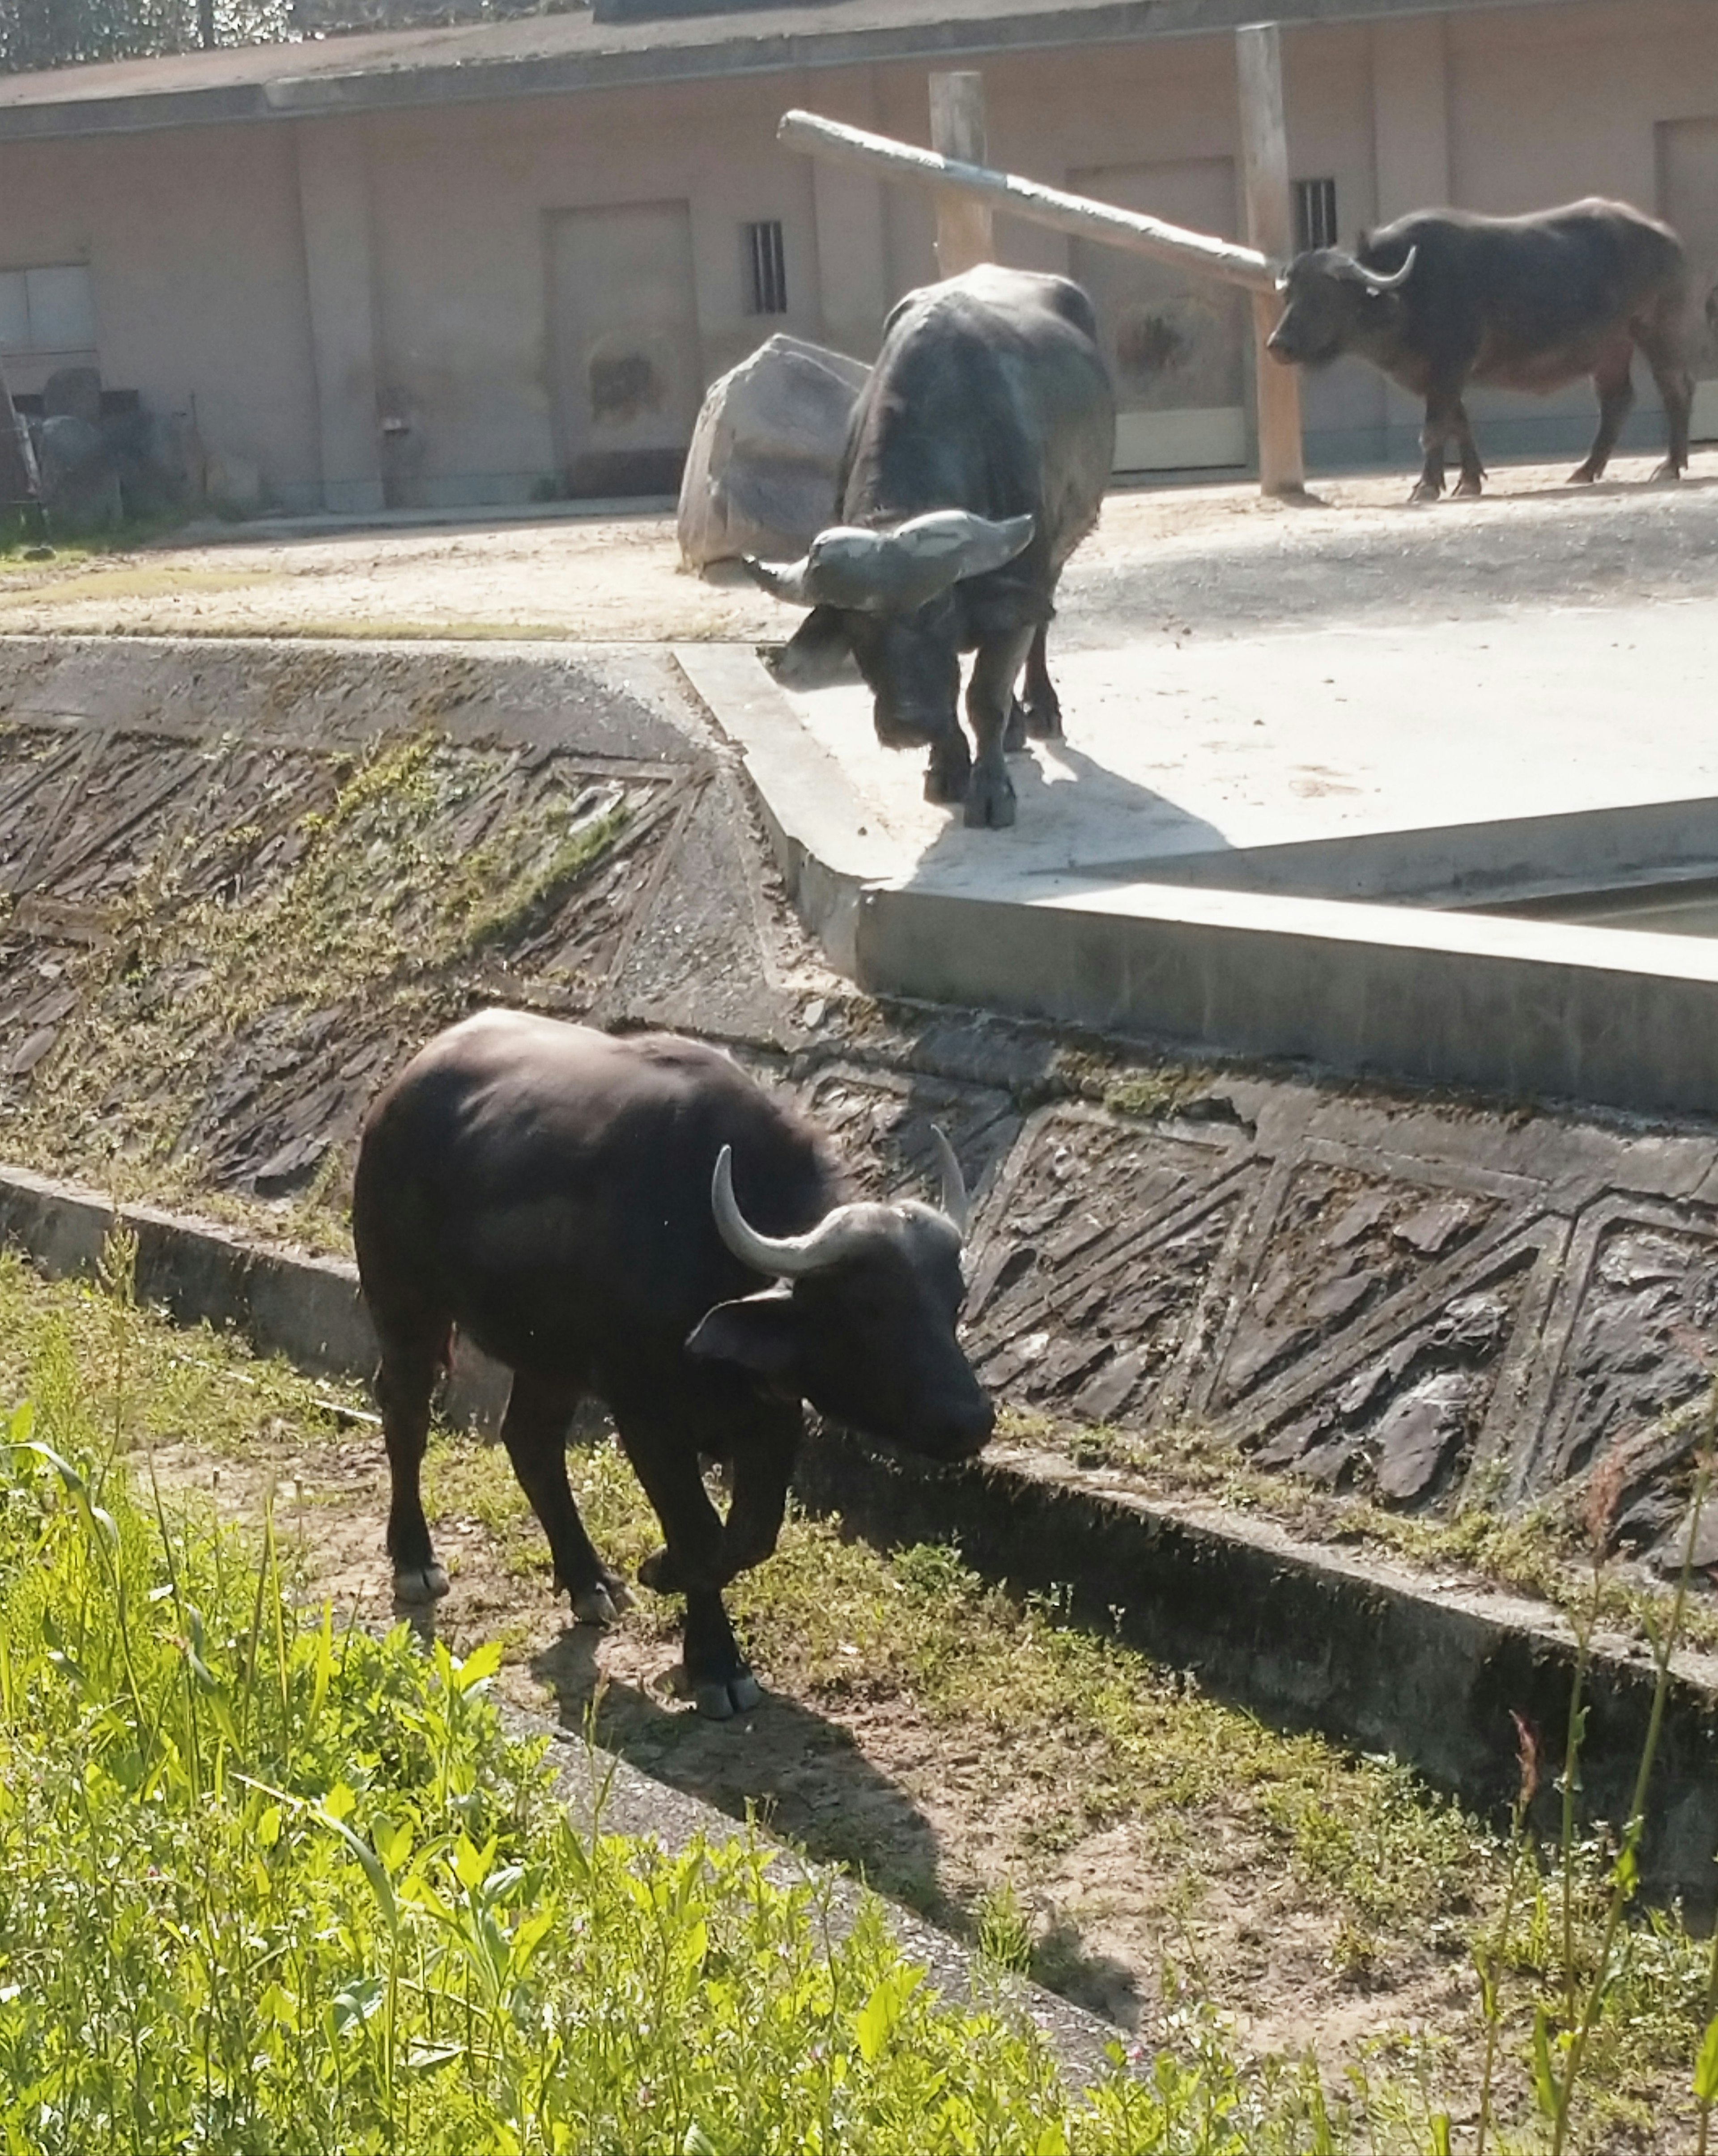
xmin=0 ymin=0 xmax=1711 ymax=514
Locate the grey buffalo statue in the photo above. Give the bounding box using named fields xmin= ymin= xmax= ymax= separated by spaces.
xmin=353 ymin=1011 xmax=992 ymax=1719
xmin=1266 ymin=198 xmax=1692 ymax=502
xmin=745 ymin=263 xmax=1115 ymax=830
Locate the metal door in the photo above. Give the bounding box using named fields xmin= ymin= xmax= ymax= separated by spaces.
xmin=1068 ymin=157 xmax=1246 ymax=473
xmin=548 ymin=200 xmax=701 ymax=496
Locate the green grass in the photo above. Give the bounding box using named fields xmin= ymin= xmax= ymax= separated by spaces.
xmin=2 ymin=1256 xmax=1391 ymax=2156
xmin=4 ymin=1247 xmax=1717 ymax=2149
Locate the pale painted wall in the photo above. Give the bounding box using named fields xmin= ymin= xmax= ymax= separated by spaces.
xmin=0 ymin=0 xmax=1709 ymax=509
xmin=0 ymin=120 xmax=319 ymax=505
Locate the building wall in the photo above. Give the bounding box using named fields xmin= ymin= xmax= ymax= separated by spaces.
xmin=0 ymin=120 xmax=318 ymax=505
xmin=0 ymin=0 xmax=1710 ymax=509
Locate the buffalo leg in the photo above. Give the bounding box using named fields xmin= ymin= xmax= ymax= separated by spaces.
xmin=375 ymin=1318 xmax=450 ymax=1604
xmin=923 ymin=727 xmax=973 ymax=806
xmin=1570 ymin=340 xmax=1635 ymax=483
xmin=1450 ymin=404 xmax=1487 ymax=497
xmin=964 ymin=624 xmax=1036 ymax=830
xmin=618 ymin=1420 xmax=760 ymax=1719
xmin=500 ymin=1369 xmax=629 ymax=1625
xmin=1019 ymin=623 xmax=1063 ymax=739
xmin=1412 ymin=390 xmax=1460 ymax=502
xmin=719 ymin=1405 xmax=802 ymax=1577
xmin=1637 ymin=314 xmax=1693 ymax=480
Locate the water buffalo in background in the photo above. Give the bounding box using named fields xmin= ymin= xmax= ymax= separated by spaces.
xmin=745 ymin=264 xmax=1116 ymax=831
xmin=1266 ymin=198 xmax=1692 ymax=502
xmin=353 ymin=1011 xmax=992 ymax=1718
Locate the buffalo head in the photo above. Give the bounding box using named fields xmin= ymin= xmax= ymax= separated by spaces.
xmin=685 ymin=1125 xmax=993 ymax=1463
xmin=743 ymin=508 xmax=1035 ymax=749
xmin=1267 ymin=245 xmax=1418 ymax=368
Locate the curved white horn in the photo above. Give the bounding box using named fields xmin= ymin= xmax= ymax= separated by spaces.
xmin=711 ymin=1145 xmax=862 ymax=1278
xmin=1352 ymin=245 xmax=1417 ymax=294
xmin=928 ymin=1125 xmax=970 ymax=1239
xmin=740 ymin=554 xmax=815 ymax=606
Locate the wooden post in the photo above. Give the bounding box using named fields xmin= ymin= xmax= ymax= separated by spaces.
xmin=1235 ymin=22 xmax=1307 ymax=496
xmin=929 ymin=72 xmax=993 ymax=276
xmin=778 ymin=111 xmax=1279 ymax=293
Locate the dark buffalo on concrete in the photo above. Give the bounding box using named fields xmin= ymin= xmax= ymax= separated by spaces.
xmin=353 ymin=1011 xmax=992 ymax=1718
xmin=1266 ymin=198 xmax=1692 ymax=502
xmin=745 ymin=263 xmax=1116 ymax=831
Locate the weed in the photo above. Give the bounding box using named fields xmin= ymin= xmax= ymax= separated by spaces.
xmin=978 ymin=1881 xmax=1037 ymax=1975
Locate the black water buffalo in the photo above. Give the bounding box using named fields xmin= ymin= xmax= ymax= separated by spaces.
xmin=1266 ymin=198 xmax=1692 ymax=502
xmin=745 ymin=263 xmax=1116 ymax=831
xmin=352 ymin=1011 xmax=991 ymax=1717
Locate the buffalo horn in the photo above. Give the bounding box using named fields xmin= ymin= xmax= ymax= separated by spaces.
xmin=739 ymin=553 xmax=815 ymax=605
xmin=928 ymin=1124 xmax=970 ymax=1238
xmin=1352 ymin=246 xmax=1417 ymax=293
xmin=711 ymin=1144 xmax=861 ymax=1278
xmin=744 ymin=509 xmax=1035 ymax=617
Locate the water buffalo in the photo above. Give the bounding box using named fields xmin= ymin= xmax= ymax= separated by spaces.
xmin=1266 ymin=199 xmax=1692 ymax=502
xmin=352 ymin=1011 xmax=992 ymax=1718
xmin=745 ymin=263 xmax=1116 ymax=831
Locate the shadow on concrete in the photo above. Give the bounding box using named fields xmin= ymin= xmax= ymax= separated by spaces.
xmin=903 ymin=734 xmax=1233 ymax=890
xmin=527 ymin=1624 xmax=953 ymax=1919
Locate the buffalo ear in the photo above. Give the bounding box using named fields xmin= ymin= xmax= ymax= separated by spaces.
xmin=685 ymin=1286 xmax=802 ymax=1375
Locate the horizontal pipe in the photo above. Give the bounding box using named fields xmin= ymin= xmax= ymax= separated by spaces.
xmin=778 ymin=108 xmax=1281 ymax=294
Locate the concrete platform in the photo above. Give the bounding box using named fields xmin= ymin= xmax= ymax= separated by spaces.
xmin=677 ymin=589 xmax=1718 ymax=1116
xmin=720 ymin=598 xmax=1718 ymax=907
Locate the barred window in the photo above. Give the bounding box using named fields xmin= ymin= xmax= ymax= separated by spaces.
xmin=1293 ymin=178 xmax=1339 ymax=254
xmin=744 ymin=221 xmax=788 ymax=316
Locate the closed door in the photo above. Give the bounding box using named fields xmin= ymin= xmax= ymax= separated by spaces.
xmin=1069 ymin=158 xmax=1246 ymax=473
xmin=548 ymin=201 xmax=701 ymax=496
xmin=1660 ymin=118 xmax=1718 ymax=438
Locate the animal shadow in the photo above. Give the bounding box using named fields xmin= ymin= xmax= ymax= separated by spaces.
xmin=527 ymin=1626 xmax=951 ymax=1919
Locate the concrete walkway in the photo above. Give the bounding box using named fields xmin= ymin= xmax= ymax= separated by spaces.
xmin=770 ymin=594 xmax=1718 ymax=908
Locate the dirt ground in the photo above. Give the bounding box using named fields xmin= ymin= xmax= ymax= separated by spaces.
xmin=147 ymin=1413 xmax=1493 ymax=2078
xmin=0 ymin=452 xmax=1712 ymax=644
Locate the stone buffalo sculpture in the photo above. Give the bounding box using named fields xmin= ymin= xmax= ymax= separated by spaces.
xmin=1266 ymin=198 xmax=1692 ymax=501
xmin=353 ymin=1011 xmax=992 ymax=1718
xmin=745 ymin=263 xmax=1116 ymax=831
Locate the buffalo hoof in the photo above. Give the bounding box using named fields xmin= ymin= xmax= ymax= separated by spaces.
xmin=1022 ymin=695 xmax=1063 ymax=741
xmin=1453 ymin=474 xmax=1484 ymax=499
xmin=572 ymin=1573 xmax=630 ymax=1626
xmin=1002 ymin=697 xmax=1029 ymax=753
xmin=1650 ymin=459 xmax=1684 ymax=484
xmin=695 ymin=1672 xmax=764 ymax=1719
xmin=1408 ymin=479 xmax=1444 ymax=505
xmin=675 ymin=1666 xmax=764 ymax=1719
xmin=923 ymin=739 xmax=973 ymax=806
xmin=964 ymin=761 xmax=1016 ymax=830
xmin=393 ymin=1562 xmax=451 ymax=1605
xmin=1567 ymin=462 xmax=1601 ymax=485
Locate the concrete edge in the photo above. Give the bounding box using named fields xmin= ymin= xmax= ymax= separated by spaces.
xmin=6 ymin=1153 xmax=1718 ymax=1903
xmin=517 ymin=1708 xmax=1122 ymax=2084
xmin=681 ymin=643 xmax=1718 ymax=1118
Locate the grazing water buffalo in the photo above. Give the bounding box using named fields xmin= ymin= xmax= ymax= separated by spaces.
xmin=1266 ymin=199 xmax=1692 ymax=502
xmin=746 ymin=263 xmax=1116 ymax=831
xmin=353 ymin=1011 xmax=991 ymax=1718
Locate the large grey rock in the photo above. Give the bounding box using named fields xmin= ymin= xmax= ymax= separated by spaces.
xmin=677 ymin=334 xmax=868 ymax=572
xmin=32 ymin=412 xmax=121 ymax=534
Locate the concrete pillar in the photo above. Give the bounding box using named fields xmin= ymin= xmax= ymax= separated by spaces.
xmin=1371 ymin=18 xmax=1451 ymax=454
xmin=1237 ymin=23 xmax=1306 ymax=497
xmin=929 ymin=71 xmax=993 ymax=277
xmin=296 ymin=118 xmax=385 ymax=515
xmin=1372 ymin=15 xmax=1451 ymax=223
xmin=810 ymin=73 xmax=890 ymax=361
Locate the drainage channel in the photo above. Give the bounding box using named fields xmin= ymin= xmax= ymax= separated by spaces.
xmin=5 ymin=1155 xmax=1718 ymax=1912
